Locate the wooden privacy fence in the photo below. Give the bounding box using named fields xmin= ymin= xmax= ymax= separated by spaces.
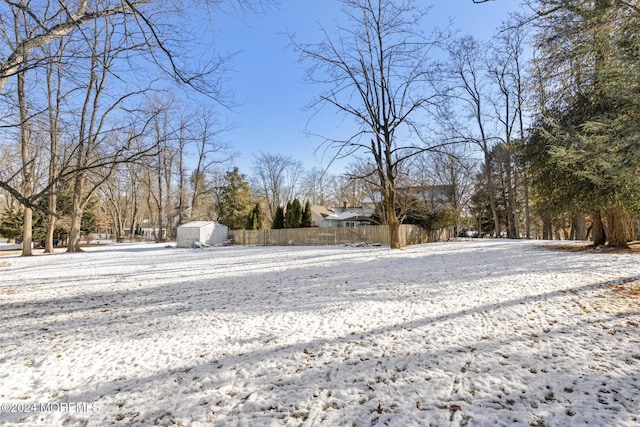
xmin=228 ymin=225 xmax=451 ymax=247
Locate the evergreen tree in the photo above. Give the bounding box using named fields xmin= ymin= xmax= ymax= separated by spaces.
xmin=0 ymin=194 xmax=95 ymax=244
xmin=301 ymin=201 xmax=313 ymax=227
xmin=254 ymin=203 xmax=264 ymax=230
xmin=80 ymin=197 xmax=99 ymax=237
xmin=217 ymin=167 xmax=252 ymax=230
xmin=245 ymin=210 xmax=255 ymax=230
xmin=272 ymin=206 xmax=285 ymax=229
xmin=528 ymin=0 xmax=640 ymax=247
xmin=246 ymin=202 xmax=265 ymax=230
xmin=0 ymin=209 xmax=22 ymax=241
xmin=284 ymin=201 xmax=292 ymax=227
xmin=284 ymin=198 xmax=302 ymax=228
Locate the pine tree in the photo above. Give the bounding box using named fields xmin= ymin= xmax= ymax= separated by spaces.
xmin=272 ymin=206 xmax=285 ymax=229
xmin=0 ymin=209 xmax=23 ymax=242
xmin=245 ymin=210 xmax=256 ymax=230
xmin=528 ymin=0 xmax=640 ymax=247
xmin=301 ymin=201 xmax=313 ymax=227
xmin=284 ymin=199 xmax=302 ymax=228
xmin=217 ymin=167 xmax=252 ymax=230
xmin=246 ymin=202 xmax=264 ymax=230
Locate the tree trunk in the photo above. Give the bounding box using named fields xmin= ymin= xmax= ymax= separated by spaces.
xmin=21 ymin=207 xmax=33 ymax=256
xmin=44 ymin=127 xmax=58 ymax=254
xmin=164 ymin=162 xmax=173 ymax=240
xmin=591 ymin=211 xmax=606 ymax=246
xmin=156 ymin=153 xmax=165 ymax=243
xmin=44 ymin=40 xmax=62 ymax=254
xmin=607 ymin=207 xmax=628 ymax=248
xmin=562 ymin=217 xmax=570 ymax=240
xmin=67 ymin=207 xmax=84 ymax=252
xmin=44 ymin=198 xmax=57 ymax=253
xmin=67 ymin=175 xmax=86 ymax=253
xmin=573 ymin=214 xmax=587 ymax=240
xmin=18 ymin=49 xmax=34 ymax=256
xmin=43 ymin=141 xmax=58 ymax=253
xmin=505 ymin=151 xmax=519 ymax=239
xmin=129 ymin=193 xmax=139 ymax=239
xmin=384 ymin=184 xmax=401 ymax=249
xmin=178 ymin=134 xmax=186 ymax=226
xmin=542 ymin=213 xmax=553 ymax=240
xmin=523 ymin=171 xmax=531 ymax=239
xmin=388 ymin=211 xmax=401 ymax=249
xmin=485 ymin=156 xmax=501 ymax=238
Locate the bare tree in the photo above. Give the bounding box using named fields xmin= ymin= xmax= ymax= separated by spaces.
xmin=504 ymin=22 xmax=532 ymax=239
xmin=17 ymin=52 xmax=35 ymax=255
xmin=188 ymin=110 xmax=234 ymax=221
xmin=420 ymin=146 xmax=475 ymax=236
xmin=42 ymin=38 xmax=65 ymax=253
xmin=301 ymin=168 xmax=336 ymax=206
xmin=145 ymin=108 xmax=176 ymax=243
xmin=292 ymin=0 xmax=449 ymax=248
xmin=0 ymin=0 xmax=272 ymax=93
xmin=488 ymin=32 xmax=523 ymax=239
xmin=65 ymin=16 xmax=159 ymax=252
xmin=342 ymin=160 xmax=382 ymax=212
xmin=0 ymin=0 xmax=271 ymax=215
xmin=101 ymin=167 xmax=132 ymax=239
xmin=251 ymin=152 xmax=304 ymax=221
xmin=446 ymin=36 xmax=502 ymax=237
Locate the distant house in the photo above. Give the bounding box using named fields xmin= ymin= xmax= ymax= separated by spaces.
xmin=176 ymin=221 xmax=228 ymax=248
xmin=309 ymin=205 xmax=334 ymax=227
xmin=310 ymin=203 xmax=374 ymax=228
xmin=362 ymin=185 xmax=455 ymax=214
xmin=361 ymin=186 xmax=457 ymax=240
xmin=140 ymin=227 xmax=165 ymax=241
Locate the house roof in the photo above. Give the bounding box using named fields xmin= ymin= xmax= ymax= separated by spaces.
xmin=310 ymin=205 xmax=334 ymax=217
xmin=323 ymin=209 xmax=369 ymax=222
xmin=177 ymin=221 xmax=220 ymax=228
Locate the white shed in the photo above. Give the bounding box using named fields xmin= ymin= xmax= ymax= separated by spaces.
xmin=176 ymin=221 xmax=228 ymax=248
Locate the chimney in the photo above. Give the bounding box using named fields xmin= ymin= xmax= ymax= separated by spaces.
xmin=343 ymin=201 xmax=349 ymax=209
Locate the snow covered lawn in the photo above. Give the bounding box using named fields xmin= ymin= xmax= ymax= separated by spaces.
xmin=1 ymin=239 xmax=639 ymax=426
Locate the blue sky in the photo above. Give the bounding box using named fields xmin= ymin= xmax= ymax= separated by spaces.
xmin=211 ymin=1 xmax=525 ymax=175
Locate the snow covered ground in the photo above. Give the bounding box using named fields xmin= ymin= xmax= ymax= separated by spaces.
xmin=0 ymin=242 xmax=20 ymax=251
xmin=1 ymin=239 xmax=639 ymax=426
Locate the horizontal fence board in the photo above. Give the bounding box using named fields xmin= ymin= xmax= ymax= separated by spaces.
xmin=228 ymin=225 xmax=452 ymax=247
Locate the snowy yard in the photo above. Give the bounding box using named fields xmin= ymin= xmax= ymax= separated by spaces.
xmin=1 ymin=239 xmax=639 ymax=426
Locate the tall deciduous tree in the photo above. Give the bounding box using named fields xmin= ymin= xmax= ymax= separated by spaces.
xmin=0 ymin=0 xmax=271 ymax=239
xmin=251 ymin=152 xmax=304 ymax=222
xmin=42 ymin=36 xmax=70 ymax=253
xmin=302 ymin=168 xmax=335 ymax=206
xmin=65 ymin=16 xmax=158 ymax=252
xmin=446 ymin=36 xmax=502 ymax=237
xmin=189 ymin=110 xmax=234 ymax=221
xmin=0 ymin=0 xmax=272 ymax=94
xmin=488 ymin=23 xmax=530 ymax=239
xmin=292 ymin=0 xmax=449 ymax=248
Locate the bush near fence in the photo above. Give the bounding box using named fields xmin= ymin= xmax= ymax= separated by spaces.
xmin=228 ymin=225 xmax=452 ymax=247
